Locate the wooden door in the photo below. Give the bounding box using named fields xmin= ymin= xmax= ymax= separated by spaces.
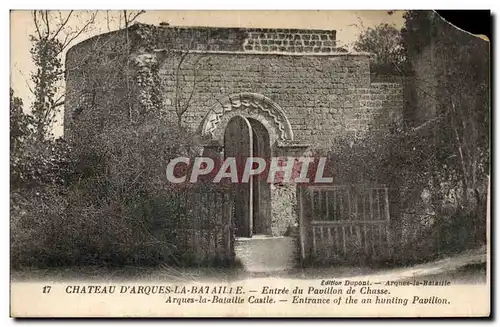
xmin=224 ymin=116 xmax=253 ymax=238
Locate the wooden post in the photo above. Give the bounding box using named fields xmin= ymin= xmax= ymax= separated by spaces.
xmin=363 ymin=224 xmax=368 ymax=255
xmin=213 ymin=192 xmax=218 ymax=259
xmin=223 ymin=192 xmax=233 ymax=262
xmin=385 ymin=188 xmax=392 ymax=249
xmin=333 ymin=189 xmax=336 ymax=221
xmin=327 ymin=227 xmax=333 ymax=249
xmin=342 ymin=225 xmax=347 ymax=255
xmin=319 ymin=226 xmax=324 ymax=251
xmin=335 ymin=226 xmax=340 ymax=252
xmin=326 ymin=191 xmax=330 ymax=221
xmin=298 ymin=186 xmax=306 ymax=262
xmin=312 ymin=227 xmax=317 ymax=256
xmin=318 ymin=190 xmax=322 ymax=220
xmin=369 ymin=188 xmax=374 ymax=221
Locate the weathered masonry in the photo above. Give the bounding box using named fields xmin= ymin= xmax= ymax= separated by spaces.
xmin=65 ymin=24 xmax=403 ymax=244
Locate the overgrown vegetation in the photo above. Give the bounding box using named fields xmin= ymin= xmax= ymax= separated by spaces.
xmin=11 ymin=108 xmax=232 ymax=268
xmin=332 ymin=10 xmax=489 ymax=265
xmin=353 ymin=23 xmax=407 ymax=80
xmin=10 ymin=10 xmax=489 ymax=270
xmin=11 ymin=11 xmax=233 ymax=270
xmin=321 ymin=124 xmax=486 ymax=266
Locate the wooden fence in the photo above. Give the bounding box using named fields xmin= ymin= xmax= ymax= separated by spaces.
xmin=163 ymin=186 xmax=235 ymax=266
xmin=298 ymin=184 xmax=392 ymax=264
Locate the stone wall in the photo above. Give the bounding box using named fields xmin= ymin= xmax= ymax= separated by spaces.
xmin=157 ymin=51 xmax=402 ymax=149
xmin=346 ymin=83 xmax=404 ymax=135
xmin=64 ymin=24 xmax=404 ymax=237
xmin=64 ymin=28 xmax=133 ymax=140
xmin=134 ymin=25 xmax=339 ymax=53
xmin=270 ymin=183 xmax=298 ymax=236
xmin=160 ymin=53 xmax=402 ymax=148
xmin=243 ymin=28 xmax=337 ymax=53
xmin=65 ymin=24 xmax=403 ymax=149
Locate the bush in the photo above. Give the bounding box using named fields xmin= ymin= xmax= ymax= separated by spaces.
xmin=11 ymin=118 xmax=235 ymax=270
xmin=320 ymin=126 xmax=487 ymax=266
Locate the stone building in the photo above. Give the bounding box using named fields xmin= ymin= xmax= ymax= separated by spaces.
xmin=64 ymin=24 xmax=403 ymax=241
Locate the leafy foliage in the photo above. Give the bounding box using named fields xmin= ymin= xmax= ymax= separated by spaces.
xmin=11 ymin=115 xmax=230 ymax=269
xmin=353 ymin=23 xmax=407 ymax=77
xmin=400 ymin=11 xmax=438 ymax=57
xmin=10 ymin=89 xmax=34 ymax=155
xmin=30 ymin=36 xmax=64 ymax=140
xmin=323 ymin=123 xmax=486 ymax=264
xmin=27 ymin=10 xmax=98 ymax=140
xmin=10 ymin=89 xmax=71 ymax=189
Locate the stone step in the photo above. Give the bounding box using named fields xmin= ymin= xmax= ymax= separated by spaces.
xmin=234 ymin=235 xmax=297 ymax=272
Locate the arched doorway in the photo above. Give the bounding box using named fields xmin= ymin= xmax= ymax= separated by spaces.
xmin=201 ymin=93 xmax=300 ymax=272
xmin=224 ymin=116 xmax=271 ymax=238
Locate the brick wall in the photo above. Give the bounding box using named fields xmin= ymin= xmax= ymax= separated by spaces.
xmin=159 ymin=52 xmax=370 ymax=148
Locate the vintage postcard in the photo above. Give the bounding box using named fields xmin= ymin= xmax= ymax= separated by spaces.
xmin=9 ymin=10 xmax=490 ymax=317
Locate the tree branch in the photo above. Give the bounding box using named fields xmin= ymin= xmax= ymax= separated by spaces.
xmin=16 ymin=67 xmax=34 ymax=95
xmin=42 ymin=11 xmax=50 ymax=38
xmin=53 ymin=93 xmax=65 ymax=108
xmin=127 ymin=10 xmax=145 ymax=26
xmin=32 ymin=11 xmax=42 ymax=40
xmin=60 ymin=11 xmax=97 ymax=51
xmin=175 ymin=50 xmax=190 ymax=118
xmin=123 ymin=10 xmax=128 ymax=28
xmin=51 ymin=10 xmax=73 ymax=41
xmin=106 ymin=11 xmax=111 ymax=32
xmin=54 ymin=100 xmax=65 ymax=108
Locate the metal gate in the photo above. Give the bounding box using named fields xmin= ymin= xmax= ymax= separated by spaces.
xmin=298 ymin=185 xmax=392 ymax=264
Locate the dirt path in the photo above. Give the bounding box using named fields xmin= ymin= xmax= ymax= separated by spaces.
xmin=11 ymin=246 xmax=487 ymax=284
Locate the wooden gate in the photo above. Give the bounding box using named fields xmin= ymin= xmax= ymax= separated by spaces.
xmin=168 ymin=185 xmax=235 ymax=266
xmin=298 ymin=185 xmax=392 ymax=264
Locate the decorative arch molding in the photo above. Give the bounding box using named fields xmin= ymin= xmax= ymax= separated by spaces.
xmin=201 ymin=93 xmax=294 ymax=144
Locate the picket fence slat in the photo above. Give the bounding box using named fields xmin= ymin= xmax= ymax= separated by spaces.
xmin=301 ymin=185 xmax=391 ymax=263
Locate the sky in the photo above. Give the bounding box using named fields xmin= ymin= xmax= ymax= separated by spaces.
xmin=10 ymin=10 xmax=405 ymax=138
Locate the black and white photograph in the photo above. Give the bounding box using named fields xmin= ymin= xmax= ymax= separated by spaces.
xmin=8 ymin=9 xmax=490 ymax=317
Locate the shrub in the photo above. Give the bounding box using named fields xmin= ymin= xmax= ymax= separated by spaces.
xmin=11 ymin=118 xmax=234 ymax=270
xmin=320 ymin=126 xmax=487 ymax=266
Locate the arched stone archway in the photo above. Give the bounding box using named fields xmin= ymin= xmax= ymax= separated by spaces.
xmin=201 ymin=93 xmax=294 ymax=146
xmin=199 ymin=94 xmax=304 ymax=271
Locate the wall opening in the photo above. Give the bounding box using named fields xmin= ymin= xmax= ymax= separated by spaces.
xmin=223 ymin=116 xmax=272 ymax=238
